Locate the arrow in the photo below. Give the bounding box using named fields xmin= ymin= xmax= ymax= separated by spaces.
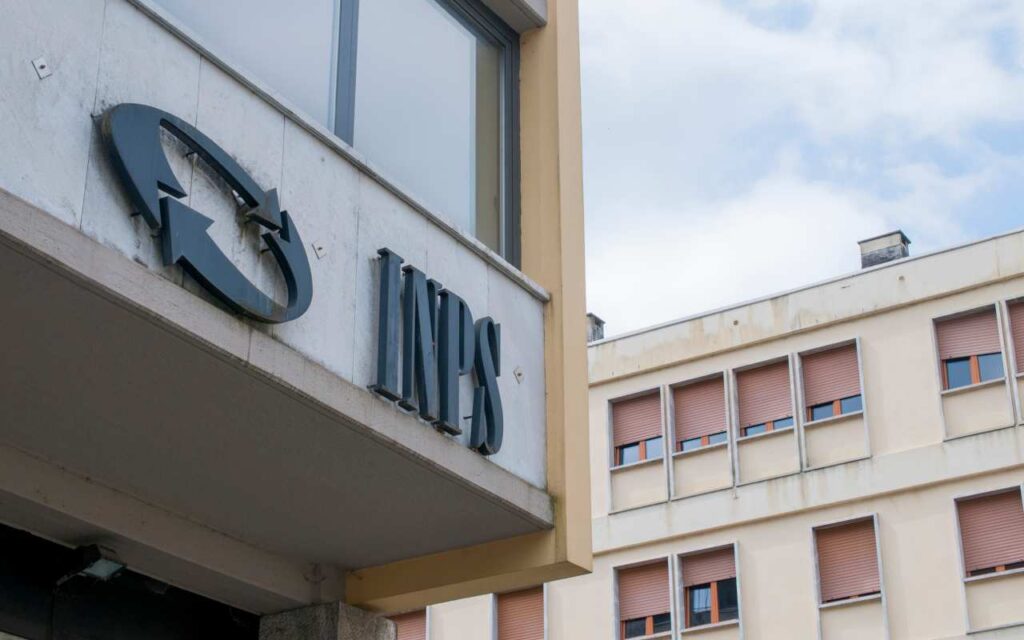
xmin=103 ymin=103 xmax=313 ymax=324
xmin=159 ymin=198 xmax=311 ymax=323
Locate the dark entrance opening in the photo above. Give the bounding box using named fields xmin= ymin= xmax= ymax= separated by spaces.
xmin=0 ymin=522 xmax=257 ymax=639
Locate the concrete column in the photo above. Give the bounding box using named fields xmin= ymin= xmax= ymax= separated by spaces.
xmin=259 ymin=602 xmax=396 ymax=640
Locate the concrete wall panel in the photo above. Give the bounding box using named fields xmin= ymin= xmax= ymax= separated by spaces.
xmin=804 ymin=414 xmax=867 ymax=470
xmin=737 ymin=430 xmax=799 ymax=485
xmin=611 ymin=461 xmax=666 ymax=512
xmin=0 ymin=0 xmax=105 ymax=227
xmin=942 ymin=383 xmax=1014 ymax=439
xmin=429 ymin=595 xmax=493 ymax=640
xmin=819 ymin=598 xmax=885 ymax=640
xmin=965 ymin=572 xmax=1024 ymax=632
xmin=672 ymin=446 xmax=731 ymax=499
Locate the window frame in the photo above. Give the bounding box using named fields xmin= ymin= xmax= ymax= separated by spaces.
xmin=620 ymin=612 xmax=670 ymax=639
xmin=740 ymin=416 xmax=792 ymax=439
xmin=675 ymin=544 xmax=742 ymax=634
xmin=806 ymin=394 xmax=863 ymax=423
xmin=335 ymin=0 xmax=522 ymax=265
xmin=682 ymin=577 xmax=738 ymax=629
xmin=941 ymin=352 xmax=1003 ymax=390
xmin=614 ymin=435 xmax=665 ymax=467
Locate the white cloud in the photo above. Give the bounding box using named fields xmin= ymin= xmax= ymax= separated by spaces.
xmin=581 ymin=0 xmax=1024 ymax=335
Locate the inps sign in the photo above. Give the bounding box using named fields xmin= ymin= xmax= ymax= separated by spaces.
xmin=372 ymin=249 xmax=504 ymax=455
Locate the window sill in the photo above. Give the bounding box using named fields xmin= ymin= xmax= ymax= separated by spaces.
xmin=964 ymin=566 xmax=1024 ymax=584
xmin=625 ymin=632 xmax=672 ymax=640
xmin=611 ymin=456 xmax=664 ymax=473
xmin=968 ymin=621 xmax=1024 ymax=635
xmin=818 ymin=592 xmax=881 ymax=610
xmin=125 ymin=0 xmax=551 ymax=304
xmin=804 ymin=410 xmax=863 ymax=430
xmin=736 ymin=426 xmax=794 ymax=444
xmin=680 ymin=620 xmax=739 ymax=635
xmin=673 ymin=441 xmax=728 ymax=459
xmin=940 ymin=377 xmax=1006 ymax=398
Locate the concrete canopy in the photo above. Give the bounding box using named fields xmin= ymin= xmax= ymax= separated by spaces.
xmin=0 ymin=189 xmax=552 ymax=612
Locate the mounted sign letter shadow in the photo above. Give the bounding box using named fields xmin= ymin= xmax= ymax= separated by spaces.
xmin=101 ymin=103 xmax=313 ymax=323
xmin=372 ymin=248 xmax=504 ymax=455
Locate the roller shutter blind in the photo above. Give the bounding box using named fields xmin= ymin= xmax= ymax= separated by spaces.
xmin=815 ymin=519 xmax=880 ymax=603
xmin=681 ymin=547 xmax=736 ymax=587
xmin=497 ymin=587 xmax=544 ymax=640
xmin=802 ymin=344 xmax=861 ymax=408
xmin=618 ymin=561 xmax=670 ymax=620
xmin=737 ymin=361 xmax=791 ymax=428
xmin=612 ymin=392 xmax=662 ymax=446
xmin=674 ymin=377 xmax=727 ymax=443
xmin=957 ymin=489 xmax=1024 ymax=575
xmin=1008 ymin=302 xmax=1024 ymax=372
xmin=390 ymin=611 xmax=426 ymax=640
xmin=936 ymin=309 xmax=1001 ymax=360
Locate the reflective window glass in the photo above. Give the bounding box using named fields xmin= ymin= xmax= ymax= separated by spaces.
xmin=152 ymin=0 xmax=337 ymax=125
xmin=681 ymin=437 xmax=702 ymax=452
xmin=743 ymin=423 xmax=767 ymax=437
xmin=623 ymin=618 xmax=646 ymax=638
xmin=810 ymin=402 xmax=834 ymax=421
xmin=840 ymin=394 xmax=863 ymax=414
xmin=355 ymin=0 xmax=502 ymax=250
xmin=774 ymin=416 xmax=794 ymax=429
xmin=978 ymin=353 xmax=1004 ymax=382
xmin=708 ymin=431 xmax=728 ymax=446
xmin=645 ymin=436 xmax=664 ymax=460
xmin=718 ymin=577 xmax=739 ymax=621
xmin=688 ymin=584 xmax=712 ymax=627
xmin=945 ymin=357 xmax=972 ymax=389
xmin=652 ymin=612 xmax=671 ymax=633
xmin=618 ymin=443 xmax=640 ymax=466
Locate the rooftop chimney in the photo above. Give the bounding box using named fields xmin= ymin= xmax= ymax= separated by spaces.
xmin=858 ymin=230 xmax=910 ymax=268
xmin=586 ymin=313 xmax=605 ymax=342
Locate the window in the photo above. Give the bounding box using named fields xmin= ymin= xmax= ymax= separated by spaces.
xmin=497 ymin=587 xmax=543 ymax=640
xmin=814 ymin=519 xmax=881 ymax=604
xmin=680 ymin=547 xmax=738 ymax=629
xmin=618 ymin=561 xmax=670 ymax=639
xmin=612 ymin=393 xmax=663 ymax=467
xmin=389 ymin=610 xmax=426 ymax=640
xmin=152 ymin=0 xmax=520 ymax=263
xmin=957 ymin=489 xmax=1024 ymax=577
xmin=736 ymin=361 xmax=793 ymax=439
xmin=802 ymin=344 xmax=863 ymax=422
xmin=673 ymin=376 xmax=728 ymax=453
xmin=741 ymin=416 xmax=792 ymax=438
xmin=935 ymin=309 xmax=1004 ymax=390
xmin=1007 ymin=300 xmax=1024 ymax=375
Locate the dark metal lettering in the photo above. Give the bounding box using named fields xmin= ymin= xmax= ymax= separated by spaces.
xmin=398 ymin=265 xmax=439 ymax=422
xmin=435 ymin=291 xmax=473 ymax=434
xmin=371 ymin=248 xmax=403 ymax=400
xmin=470 ymin=318 xmax=503 ymax=455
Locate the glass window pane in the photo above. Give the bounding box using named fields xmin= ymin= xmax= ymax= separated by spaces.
xmin=717 ymin=577 xmax=739 ymax=621
xmin=618 ymin=444 xmax=640 ymax=466
xmin=354 ymin=0 xmax=502 ymax=251
xmin=743 ymin=424 xmax=767 ymax=437
xmin=152 ymin=0 xmax=336 ymax=126
xmin=623 ymin=619 xmax=646 ymax=638
xmin=840 ymin=395 xmax=863 ymax=414
xmin=945 ymin=358 xmax=972 ymax=389
xmin=978 ymin=353 xmax=1004 ymax=382
xmin=645 ymin=436 xmax=664 ymax=460
xmin=681 ymin=437 xmax=702 ymax=452
xmin=688 ymin=584 xmax=712 ymax=627
xmin=774 ymin=416 xmax=794 ymax=429
xmin=652 ymin=613 xmax=671 ymax=633
xmin=708 ymin=431 xmax=728 ymax=446
xmin=810 ymin=402 xmax=834 ymax=421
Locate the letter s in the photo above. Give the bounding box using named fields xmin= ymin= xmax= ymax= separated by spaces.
xmin=470 ymin=318 xmax=503 ymax=455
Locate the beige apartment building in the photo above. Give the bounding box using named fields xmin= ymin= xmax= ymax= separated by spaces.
xmin=402 ymin=230 xmax=1024 ymax=640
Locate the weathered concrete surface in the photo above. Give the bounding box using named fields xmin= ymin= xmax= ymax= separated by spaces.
xmin=259 ymin=603 xmax=395 ymax=640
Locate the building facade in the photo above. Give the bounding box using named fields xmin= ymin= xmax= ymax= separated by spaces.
xmin=0 ymin=0 xmax=590 ymax=637
xmin=415 ymin=231 xmax=1024 ymax=640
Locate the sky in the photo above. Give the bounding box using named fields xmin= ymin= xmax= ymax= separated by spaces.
xmin=580 ymin=0 xmax=1024 ymax=337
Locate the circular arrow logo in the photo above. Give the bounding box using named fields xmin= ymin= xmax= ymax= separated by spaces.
xmin=101 ymin=103 xmax=313 ymax=324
